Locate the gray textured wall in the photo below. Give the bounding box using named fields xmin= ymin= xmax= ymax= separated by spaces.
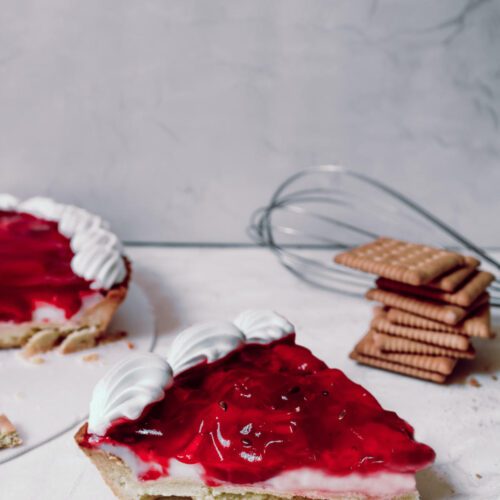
xmin=1 ymin=0 xmax=499 ymax=245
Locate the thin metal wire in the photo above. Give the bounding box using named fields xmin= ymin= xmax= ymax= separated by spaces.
xmin=250 ymin=165 xmax=500 ymax=307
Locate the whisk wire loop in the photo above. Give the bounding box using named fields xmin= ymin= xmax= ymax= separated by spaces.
xmin=250 ymin=165 xmax=500 ymax=307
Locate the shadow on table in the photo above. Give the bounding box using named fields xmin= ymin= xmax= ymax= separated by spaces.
xmin=416 ymin=468 xmax=455 ymax=499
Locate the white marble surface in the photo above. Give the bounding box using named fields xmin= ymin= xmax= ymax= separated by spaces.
xmin=1 ymin=1 xmax=499 ymax=245
xmin=1 ymin=247 xmax=499 ymax=499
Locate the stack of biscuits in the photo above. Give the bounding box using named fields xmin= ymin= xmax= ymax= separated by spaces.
xmin=334 ymin=238 xmax=495 ymax=383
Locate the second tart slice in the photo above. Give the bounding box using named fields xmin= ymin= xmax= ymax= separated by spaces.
xmin=76 ymin=310 xmax=434 ymax=500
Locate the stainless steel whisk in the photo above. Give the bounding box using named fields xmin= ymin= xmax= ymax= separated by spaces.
xmin=249 ymin=165 xmax=500 ymax=307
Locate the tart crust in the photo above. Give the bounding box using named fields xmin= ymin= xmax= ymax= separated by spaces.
xmin=75 ymin=425 xmax=418 ymax=500
xmin=0 ymin=259 xmax=131 ymax=356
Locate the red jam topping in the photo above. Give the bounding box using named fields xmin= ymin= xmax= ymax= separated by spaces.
xmin=0 ymin=210 xmax=96 ymax=323
xmin=82 ymin=335 xmax=435 ymax=484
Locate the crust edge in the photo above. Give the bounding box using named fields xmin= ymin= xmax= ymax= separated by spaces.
xmin=0 ymin=258 xmax=131 ymax=355
xmin=74 ymin=424 xmax=419 ymax=500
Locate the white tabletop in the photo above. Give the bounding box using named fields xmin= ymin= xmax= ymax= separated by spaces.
xmin=2 ymin=247 xmax=499 ymax=499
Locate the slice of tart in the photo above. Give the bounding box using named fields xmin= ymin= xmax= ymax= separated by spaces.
xmin=76 ymin=311 xmax=434 ymax=499
xmin=0 ymin=194 xmax=130 ymax=356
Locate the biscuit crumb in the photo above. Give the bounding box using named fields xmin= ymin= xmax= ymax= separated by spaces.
xmin=31 ymin=356 xmax=45 ymax=365
xmin=491 ymin=374 xmax=498 ymax=381
xmin=469 ymin=377 xmax=481 ymax=388
xmin=0 ymin=414 xmax=22 ymax=449
xmin=82 ymin=353 xmax=100 ymax=363
xmin=476 ymin=473 xmax=482 ymax=479
xmin=127 ymin=342 xmax=135 ymax=349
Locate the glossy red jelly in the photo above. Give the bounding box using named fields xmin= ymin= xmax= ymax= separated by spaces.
xmin=82 ymin=335 xmax=435 ymax=484
xmin=0 ymin=210 xmax=96 ymax=322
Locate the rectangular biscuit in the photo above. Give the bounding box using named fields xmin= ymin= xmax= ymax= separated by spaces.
xmin=386 ymin=304 xmax=492 ymax=338
xmin=349 ymin=351 xmax=447 ymax=383
xmin=354 ymin=333 xmax=457 ymax=375
xmin=377 ymin=270 xmax=494 ymax=307
xmin=372 ymin=331 xmax=475 ymax=359
xmin=428 ymin=256 xmax=480 ymax=292
xmin=334 ymin=237 xmax=464 ymax=286
xmin=365 ymin=288 xmax=472 ymax=325
xmin=371 ymin=315 xmax=470 ymax=350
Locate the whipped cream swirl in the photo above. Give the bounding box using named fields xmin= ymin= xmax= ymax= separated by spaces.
xmin=88 ymin=353 xmax=173 ymax=436
xmin=0 ymin=194 xmax=20 ymax=210
xmin=168 ymin=321 xmax=245 ymax=375
xmin=88 ymin=311 xmax=295 ymax=435
xmin=1 ymin=194 xmax=126 ymax=290
xmin=234 ymin=310 xmax=294 ymax=344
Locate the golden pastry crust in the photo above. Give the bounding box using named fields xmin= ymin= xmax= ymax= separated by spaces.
xmin=0 ymin=258 xmax=131 ymax=356
xmin=74 ymin=424 xmax=419 ymax=500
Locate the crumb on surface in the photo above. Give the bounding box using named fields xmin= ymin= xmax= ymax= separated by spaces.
xmin=469 ymin=377 xmax=481 ymax=388
xmin=82 ymin=353 xmax=100 ymax=362
xmin=492 ymin=374 xmax=498 ymax=381
xmin=31 ymin=356 xmax=45 ymax=365
xmin=476 ymin=473 xmax=482 ymax=479
xmin=0 ymin=414 xmax=22 ymax=449
xmin=127 ymin=341 xmax=135 ymax=349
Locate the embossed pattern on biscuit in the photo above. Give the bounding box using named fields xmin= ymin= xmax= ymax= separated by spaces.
xmin=372 ymin=331 xmax=475 ymax=359
xmin=365 ymin=288 xmax=469 ymax=325
xmin=428 ymin=256 xmax=479 ymax=292
xmin=371 ymin=315 xmax=470 ymax=350
xmin=349 ymin=351 xmax=447 ymax=383
xmin=386 ymin=305 xmax=492 ymax=338
xmin=353 ymin=332 xmax=457 ymax=375
xmin=335 ymin=237 xmax=464 ymax=285
xmin=377 ymin=271 xmax=494 ymax=307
